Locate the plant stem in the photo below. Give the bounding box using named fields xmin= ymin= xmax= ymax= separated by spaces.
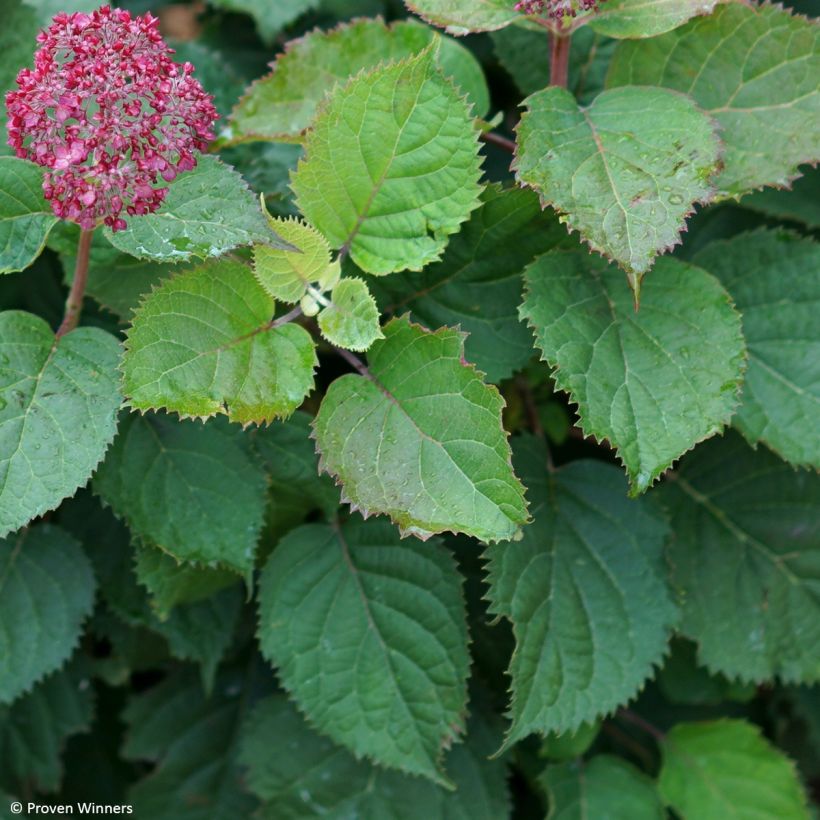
xmin=479 ymin=131 xmax=516 ymax=154
xmin=56 ymin=228 xmax=93 ymax=339
xmin=550 ymin=32 xmax=571 ymax=88
xmin=270 ymin=304 xmax=303 ymax=328
xmin=617 ymin=708 xmax=666 ymax=743
xmin=335 ymin=346 xmax=371 ymax=379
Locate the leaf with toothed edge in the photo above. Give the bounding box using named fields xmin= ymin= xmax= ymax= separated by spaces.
xmin=485 ymin=437 xmax=677 ymax=749
xmin=121 ymin=260 xmax=317 ymax=425
xmin=257 ymin=518 xmax=470 ymax=785
xmin=514 ymin=85 xmax=721 ymax=296
xmin=0 ymin=525 xmax=96 ymax=705
xmin=291 ymin=47 xmax=484 ymax=276
xmin=403 ymin=0 xmax=521 ymax=35
xmin=313 ymin=315 xmax=528 ymax=543
xmin=519 ymin=251 xmax=746 ymax=495
xmin=317 ymin=277 xmax=384 ymax=352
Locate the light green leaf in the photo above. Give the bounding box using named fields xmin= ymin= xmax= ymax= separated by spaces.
xmin=368 ymin=185 xmax=566 ymax=383
xmin=486 ymin=438 xmax=677 ymax=746
xmin=122 ymin=260 xmax=317 ymax=424
xmin=230 ymin=18 xmax=489 ymax=143
xmin=257 ymin=518 xmax=470 ymax=784
xmin=607 ymin=3 xmax=820 ymax=197
xmin=22 ymin=0 xmax=97 ymax=23
xmin=0 ymin=311 xmax=122 ymax=537
xmin=0 ymin=525 xmax=95 ymax=704
xmin=589 ymin=0 xmax=720 ymax=39
xmin=694 ymin=230 xmax=820 ymax=468
xmin=541 ymin=756 xmax=664 ymax=820
xmin=0 ymin=158 xmax=58 ymax=274
xmin=291 ymin=48 xmax=483 ymax=275
xmin=209 ymin=0 xmax=319 ymax=43
xmin=313 ymin=315 xmax=528 ymax=542
xmin=106 ymin=156 xmax=287 ymax=263
xmin=93 ymin=413 xmax=268 ymax=575
xmin=659 ymin=433 xmax=820 ymax=684
xmin=318 ymin=277 xmax=383 ymax=352
xmin=519 ymin=252 xmax=745 ymax=494
xmin=659 ymin=720 xmax=810 ymax=820
xmin=404 ymin=0 xmax=520 ymax=35
xmin=514 ymin=86 xmax=720 ymax=292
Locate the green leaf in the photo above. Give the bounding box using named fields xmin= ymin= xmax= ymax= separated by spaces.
xmin=230 ymin=18 xmax=489 ymax=143
xmin=485 ymin=438 xmax=677 ymax=746
xmin=93 ymin=413 xmax=268 ymax=575
xmin=659 ymin=433 xmax=820 ymax=684
xmin=21 ymin=0 xmax=97 ymax=23
xmin=0 ymin=311 xmax=122 ymax=537
xmin=368 ymin=185 xmax=566 ymax=383
xmin=607 ymin=3 xmax=820 ymax=197
xmin=313 ymin=315 xmax=528 ymax=542
xmin=291 ymin=48 xmax=483 ymax=275
xmin=741 ymin=166 xmax=820 ymax=229
xmin=514 ymin=86 xmax=720 ymax=292
xmin=209 ymin=0 xmax=319 ymax=44
xmin=0 ymin=658 xmax=94 ymax=792
xmin=0 ymin=158 xmax=58 ymax=274
xmin=0 ymin=525 xmax=95 ymax=704
xmin=318 ymin=277 xmax=383 ymax=352
xmin=240 ymin=695 xmax=510 ymax=819
xmin=257 ymin=518 xmax=470 ymax=784
xmin=589 ymin=0 xmax=720 ymax=39
xmin=659 ymin=720 xmax=810 ymax=820
xmin=404 ymin=0 xmax=520 ymax=35
xmin=122 ymin=260 xmax=317 ymax=424
xmin=519 ymin=252 xmax=745 ymax=494
xmin=541 ymin=756 xmax=664 ymax=820
xmin=106 ymin=156 xmax=287 ymax=263
xmin=540 ymin=721 xmax=600 ymax=761
xmin=693 ymin=230 xmax=820 ymax=468
xmin=0 ymin=2 xmax=39 ymax=156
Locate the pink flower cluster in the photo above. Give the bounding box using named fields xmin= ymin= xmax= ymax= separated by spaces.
xmin=515 ymin=0 xmax=603 ymax=18
xmin=5 ymin=5 xmax=217 ymax=231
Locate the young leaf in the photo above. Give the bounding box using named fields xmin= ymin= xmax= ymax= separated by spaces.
xmin=257 ymin=518 xmax=470 ymax=784
xmin=122 ymin=260 xmax=317 ymax=424
xmin=0 ymin=158 xmax=58 ymax=274
xmin=369 ymin=185 xmax=566 ymax=383
xmin=659 ymin=433 xmax=820 ymax=684
xmin=607 ymin=3 xmax=820 ymax=197
xmin=514 ymin=86 xmax=720 ymax=293
xmin=313 ymin=315 xmax=528 ymax=542
xmin=404 ymin=0 xmax=520 ymax=35
xmin=0 ymin=311 xmax=122 ymax=537
xmin=485 ymin=438 xmax=677 ymax=746
xmin=541 ymin=756 xmax=664 ymax=820
xmin=317 ymin=277 xmax=383 ymax=352
xmin=291 ymin=48 xmax=483 ymax=275
xmin=0 ymin=525 xmax=95 ymax=704
xmin=694 ymin=230 xmax=820 ymax=468
xmin=659 ymin=720 xmax=810 ymax=820
xmin=105 ymin=156 xmax=287 ymax=263
xmin=589 ymin=0 xmax=720 ymax=39
xmin=230 ymin=17 xmax=489 ymax=143
xmin=93 ymin=413 xmax=268 ymax=575
xmin=519 ymin=252 xmax=745 ymax=494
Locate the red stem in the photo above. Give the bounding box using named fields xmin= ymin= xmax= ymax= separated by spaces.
xmin=56 ymin=228 xmax=93 ymax=339
xmin=479 ymin=131 xmax=516 ymax=154
xmin=550 ymin=32 xmax=571 ymax=88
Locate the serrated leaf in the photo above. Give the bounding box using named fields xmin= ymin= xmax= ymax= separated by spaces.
xmin=0 ymin=525 xmax=95 ymax=704
xmin=105 ymin=156 xmax=287 ymax=263
xmin=0 ymin=658 xmax=93 ymax=793
xmin=230 ymin=18 xmax=489 ymax=143
xmin=541 ymin=756 xmax=664 ymax=820
xmin=0 ymin=158 xmax=58 ymax=274
xmin=607 ymin=3 xmax=820 ymax=197
xmin=257 ymin=518 xmax=470 ymax=784
xmin=514 ymin=86 xmax=720 ymax=290
xmin=240 ymin=694 xmax=510 ymax=819
xmin=659 ymin=433 xmax=820 ymax=684
xmin=94 ymin=413 xmax=268 ymax=575
xmin=0 ymin=311 xmax=122 ymax=537
xmin=741 ymin=166 xmax=820 ymax=229
xmin=659 ymin=720 xmax=810 ymax=820
xmin=519 ymin=252 xmax=745 ymax=494
xmin=291 ymin=48 xmax=483 ymax=275
xmin=693 ymin=230 xmax=820 ymax=468
xmin=209 ymin=0 xmax=319 ymax=43
xmin=318 ymin=277 xmax=383 ymax=352
xmin=313 ymin=315 xmax=528 ymax=542
xmin=369 ymin=185 xmax=565 ymax=383
xmin=122 ymin=260 xmax=317 ymax=424
xmin=589 ymin=0 xmax=720 ymax=39
xmin=405 ymin=0 xmax=520 ymax=35
xmin=485 ymin=438 xmax=677 ymax=746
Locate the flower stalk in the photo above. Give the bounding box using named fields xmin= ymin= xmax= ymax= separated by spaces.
xmin=56 ymin=228 xmax=93 ymax=339
xmin=550 ymin=32 xmax=571 ymax=88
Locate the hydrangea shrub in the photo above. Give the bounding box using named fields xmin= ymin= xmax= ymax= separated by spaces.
xmin=0 ymin=0 xmax=817 ymax=816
